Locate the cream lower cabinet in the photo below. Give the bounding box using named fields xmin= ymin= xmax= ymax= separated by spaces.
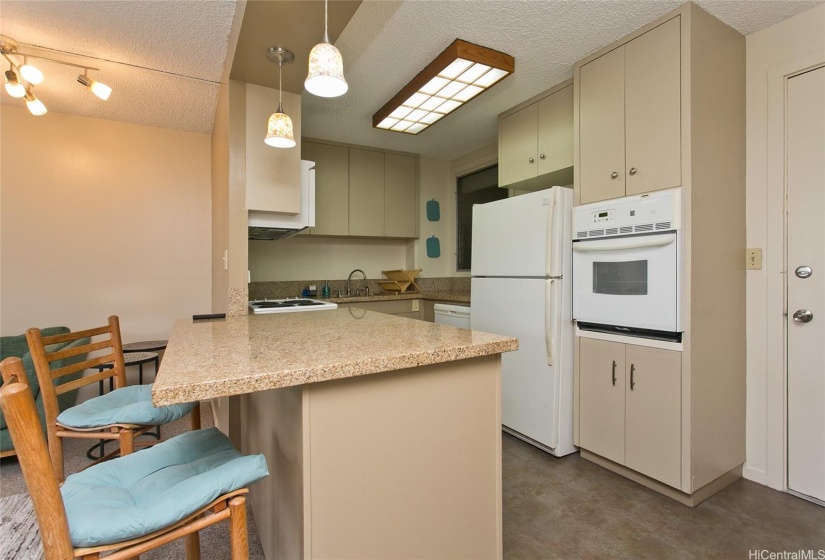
xmin=337 ymin=300 xmax=421 ymax=320
xmin=579 ymin=338 xmax=681 ymax=488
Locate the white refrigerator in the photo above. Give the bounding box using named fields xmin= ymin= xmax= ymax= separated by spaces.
xmin=471 ymin=187 xmax=576 ymax=457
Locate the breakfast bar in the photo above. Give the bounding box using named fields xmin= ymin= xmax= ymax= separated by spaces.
xmin=152 ymin=309 xmax=518 ymax=560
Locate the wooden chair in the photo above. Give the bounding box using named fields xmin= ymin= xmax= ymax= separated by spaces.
xmin=26 ymin=315 xmax=201 ymax=481
xmin=1 ymin=356 xmax=267 ymax=560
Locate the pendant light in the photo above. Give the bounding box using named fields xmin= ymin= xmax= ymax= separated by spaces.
xmin=264 ymin=47 xmax=296 ymax=149
xmin=304 ymin=0 xmax=348 ymax=98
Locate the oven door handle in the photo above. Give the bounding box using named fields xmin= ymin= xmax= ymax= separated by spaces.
xmin=572 ymin=234 xmax=675 ymax=252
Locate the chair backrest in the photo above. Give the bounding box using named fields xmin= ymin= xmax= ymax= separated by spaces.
xmin=26 ymin=316 xmax=128 ymax=428
xmin=0 ymin=357 xmax=75 ymax=559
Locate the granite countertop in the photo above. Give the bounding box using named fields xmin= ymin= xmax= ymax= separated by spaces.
xmin=152 ymin=309 xmax=516 ymax=406
xmin=325 ymin=291 xmax=470 ymax=304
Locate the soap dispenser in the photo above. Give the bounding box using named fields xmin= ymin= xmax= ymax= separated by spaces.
xmin=322 ymin=281 xmax=331 ymax=299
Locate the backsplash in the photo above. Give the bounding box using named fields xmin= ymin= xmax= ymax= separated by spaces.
xmin=249 ymin=276 xmax=470 ymax=300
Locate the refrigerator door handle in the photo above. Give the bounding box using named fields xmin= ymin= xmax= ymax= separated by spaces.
xmin=546 ymin=188 xmax=560 ymax=277
xmin=545 ymin=279 xmax=558 ymax=366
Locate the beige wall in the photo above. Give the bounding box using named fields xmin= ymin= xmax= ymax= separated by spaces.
xmin=0 ymin=105 xmax=212 ymax=343
xmin=744 ymin=3 xmax=825 ymax=489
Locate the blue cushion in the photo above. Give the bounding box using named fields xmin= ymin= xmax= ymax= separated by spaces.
xmin=61 ymin=427 xmax=269 ymax=547
xmin=57 ymin=384 xmax=195 ymax=428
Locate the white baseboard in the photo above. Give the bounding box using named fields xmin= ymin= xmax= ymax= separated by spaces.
xmin=742 ymin=464 xmax=768 ymax=485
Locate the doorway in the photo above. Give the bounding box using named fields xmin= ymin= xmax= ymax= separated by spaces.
xmin=786 ymin=64 xmax=825 ymax=505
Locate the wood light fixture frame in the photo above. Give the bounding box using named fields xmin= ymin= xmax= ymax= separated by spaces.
xmin=372 ymin=39 xmax=514 ymax=135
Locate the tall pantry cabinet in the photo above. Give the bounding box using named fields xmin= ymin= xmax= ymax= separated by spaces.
xmin=573 ymin=3 xmax=746 ymax=505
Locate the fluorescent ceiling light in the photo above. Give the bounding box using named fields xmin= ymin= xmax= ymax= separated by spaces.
xmin=373 ymin=39 xmax=514 ymax=135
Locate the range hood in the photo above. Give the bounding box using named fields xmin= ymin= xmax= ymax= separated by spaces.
xmin=248 ymin=160 xmax=316 ymax=240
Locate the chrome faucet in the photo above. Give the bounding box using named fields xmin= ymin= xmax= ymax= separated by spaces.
xmin=347 ymin=269 xmax=366 ymax=296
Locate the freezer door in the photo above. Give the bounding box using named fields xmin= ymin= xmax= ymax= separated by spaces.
xmin=471 ymin=277 xmax=565 ymax=449
xmin=472 ymin=190 xmax=547 ymax=277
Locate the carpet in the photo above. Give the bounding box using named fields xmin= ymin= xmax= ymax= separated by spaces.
xmin=0 ymin=493 xmax=42 ymax=560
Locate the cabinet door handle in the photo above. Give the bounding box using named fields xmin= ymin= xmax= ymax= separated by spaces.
xmin=528 ymin=157 xmax=535 ymax=163
xmin=611 ymin=360 xmax=617 ymax=386
xmin=629 ymin=167 xmax=637 ymax=176
xmin=539 ymin=154 xmax=546 ymax=160
xmin=630 ymin=364 xmax=636 ymax=390
xmin=611 ymin=172 xmax=618 ymax=179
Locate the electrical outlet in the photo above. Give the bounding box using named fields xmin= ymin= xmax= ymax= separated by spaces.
xmin=746 ymin=248 xmax=763 ymax=270
xmin=412 ymin=300 xmax=420 ymax=312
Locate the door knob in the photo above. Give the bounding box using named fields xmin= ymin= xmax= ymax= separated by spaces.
xmin=528 ymin=157 xmax=534 ymax=163
xmin=629 ymin=167 xmax=637 ymax=175
xmin=795 ymin=266 xmax=813 ymax=279
xmin=539 ymin=154 xmax=546 ymax=160
xmin=793 ymin=309 xmax=813 ymax=323
xmin=611 ymin=172 xmax=618 ymax=179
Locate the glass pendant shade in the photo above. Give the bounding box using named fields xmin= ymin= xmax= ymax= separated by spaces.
xmin=4 ymin=70 xmax=25 ymax=97
xmin=265 ymin=110 xmax=296 ymax=148
xmin=305 ymin=42 xmax=348 ymax=98
xmin=20 ymin=62 xmax=43 ymax=84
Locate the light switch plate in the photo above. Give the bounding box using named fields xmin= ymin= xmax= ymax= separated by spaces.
xmin=746 ymin=248 xmax=763 ymax=270
xmin=412 ymin=300 xmax=420 ymax=312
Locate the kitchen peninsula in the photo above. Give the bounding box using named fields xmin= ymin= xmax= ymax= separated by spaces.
xmin=152 ymin=309 xmax=517 ymax=560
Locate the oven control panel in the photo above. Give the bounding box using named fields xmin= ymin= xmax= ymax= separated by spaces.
xmin=589 ymin=209 xmax=616 ymax=226
xmin=574 ymin=188 xmax=681 ymax=239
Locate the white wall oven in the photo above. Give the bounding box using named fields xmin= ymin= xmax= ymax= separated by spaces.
xmin=572 ymin=189 xmax=682 ymax=342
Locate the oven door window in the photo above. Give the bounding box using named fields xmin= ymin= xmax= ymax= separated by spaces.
xmin=593 ymin=260 xmax=648 ymax=295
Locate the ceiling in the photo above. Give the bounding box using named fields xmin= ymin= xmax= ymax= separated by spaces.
xmin=1 ymin=0 xmax=822 ymax=160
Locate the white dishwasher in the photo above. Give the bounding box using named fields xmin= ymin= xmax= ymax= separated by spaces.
xmin=434 ymin=304 xmax=471 ymax=329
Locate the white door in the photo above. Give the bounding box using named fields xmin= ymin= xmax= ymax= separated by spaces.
xmin=787 ymin=65 xmax=825 ymax=503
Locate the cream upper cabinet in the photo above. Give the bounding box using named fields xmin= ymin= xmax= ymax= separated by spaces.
xmin=499 ymin=103 xmax=538 ymax=186
xmin=384 ymin=154 xmax=417 ymax=238
xmin=349 ymin=148 xmax=385 ymax=237
xmin=301 ymin=140 xmax=418 ymax=239
xmin=579 ymin=48 xmax=626 ymax=203
xmin=578 ymin=17 xmax=681 ymax=204
xmin=498 ymin=82 xmax=574 ymax=191
xmin=578 ymin=338 xmax=682 ymax=489
xmin=624 ymin=17 xmax=681 ymax=196
xmin=537 ymin=85 xmax=574 ymax=177
xmin=302 ymin=141 xmax=349 ymax=236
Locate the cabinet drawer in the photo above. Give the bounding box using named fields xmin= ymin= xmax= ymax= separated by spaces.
xmin=338 ymin=300 xmax=417 ymax=314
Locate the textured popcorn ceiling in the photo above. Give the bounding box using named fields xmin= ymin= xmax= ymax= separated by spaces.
xmin=0 ymin=0 xmax=237 ymax=133
xmin=301 ymin=0 xmax=824 ymax=160
xmin=0 ymin=0 xmax=821 ymax=145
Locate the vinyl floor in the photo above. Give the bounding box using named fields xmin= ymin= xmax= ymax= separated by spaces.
xmin=502 ymin=433 xmax=825 ymax=559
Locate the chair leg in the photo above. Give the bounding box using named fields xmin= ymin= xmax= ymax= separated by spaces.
xmin=119 ymin=428 xmax=135 ymax=456
xmin=228 ymin=496 xmax=248 ymax=560
xmin=190 ymin=402 xmax=201 ymax=431
xmin=50 ymin=432 xmax=65 ymax=483
xmin=184 ymin=532 xmax=201 ymax=560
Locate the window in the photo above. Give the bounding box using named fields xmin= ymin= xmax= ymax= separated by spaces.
xmin=456 ymin=165 xmax=507 ymax=271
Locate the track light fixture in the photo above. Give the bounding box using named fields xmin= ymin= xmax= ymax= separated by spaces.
xmin=77 ymin=72 xmax=112 ymax=101
xmin=1 ymin=34 xmax=113 ymax=116
xmin=4 ymin=69 xmax=25 ymax=98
